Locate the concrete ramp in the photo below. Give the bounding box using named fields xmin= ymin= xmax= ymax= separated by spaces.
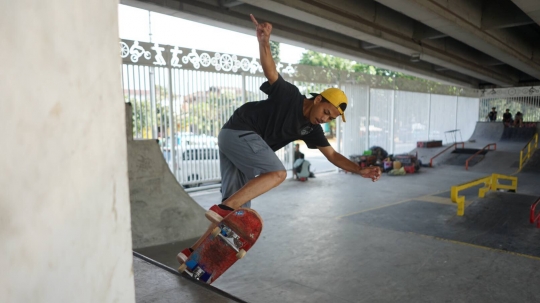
xmin=133 ymin=252 xmax=247 ymax=303
xmin=501 ymin=126 xmax=537 ymax=142
xmin=126 ymin=103 xmax=208 ymax=249
xmin=469 ymin=122 xmax=538 ymax=142
xmin=522 ymin=150 xmax=540 ymax=174
xmin=468 ymin=122 xmax=504 ymax=142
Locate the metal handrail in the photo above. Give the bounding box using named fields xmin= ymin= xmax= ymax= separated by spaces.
xmin=530 ymin=198 xmax=540 ymax=228
xmin=465 ymin=143 xmax=497 ymax=170
xmin=429 ymin=142 xmax=465 ymax=167
xmin=451 ymin=173 xmax=517 ymax=216
xmin=519 ymin=133 xmax=538 ymax=170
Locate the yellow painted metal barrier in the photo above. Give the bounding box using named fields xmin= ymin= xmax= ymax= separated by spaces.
xmin=519 ymin=133 xmax=538 ymax=170
xmin=451 ymin=174 xmax=518 ymax=216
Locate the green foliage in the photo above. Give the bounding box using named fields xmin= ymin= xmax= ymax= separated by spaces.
xmin=299 ymin=50 xmax=422 ymax=81
xmin=126 ymin=85 xmax=171 ymax=139
xmin=270 ymin=41 xmax=280 ymax=63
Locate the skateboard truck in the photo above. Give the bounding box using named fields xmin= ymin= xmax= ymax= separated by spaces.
xmin=217 ymin=224 xmax=243 ymax=252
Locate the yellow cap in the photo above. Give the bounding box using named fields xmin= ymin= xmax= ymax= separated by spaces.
xmin=318 ymin=88 xmax=348 ymax=122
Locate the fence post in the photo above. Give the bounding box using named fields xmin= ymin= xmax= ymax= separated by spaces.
xmin=168 ymin=67 xmax=177 ymax=175
xmin=427 ymin=93 xmax=432 ymax=141
xmin=366 ymin=87 xmax=371 ymax=150
xmin=390 ymin=90 xmax=396 ymax=154
xmin=241 ymin=72 xmax=247 ymax=104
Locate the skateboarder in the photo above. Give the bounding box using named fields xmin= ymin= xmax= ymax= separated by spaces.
xmin=179 ymin=14 xmax=382 ymax=260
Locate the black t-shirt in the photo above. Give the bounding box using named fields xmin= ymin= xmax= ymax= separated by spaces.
xmin=503 ymin=113 xmax=512 ymax=121
xmin=222 ymin=74 xmax=329 ymax=151
xmin=488 ymin=111 xmax=497 ymax=121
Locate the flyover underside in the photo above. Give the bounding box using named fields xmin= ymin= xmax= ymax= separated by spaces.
xmin=122 ymin=0 xmax=540 ymax=88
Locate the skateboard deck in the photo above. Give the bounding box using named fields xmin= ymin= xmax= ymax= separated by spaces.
xmin=178 ymin=208 xmax=263 ymax=284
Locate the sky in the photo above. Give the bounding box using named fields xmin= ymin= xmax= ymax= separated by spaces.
xmin=118 ymin=4 xmax=306 ymax=64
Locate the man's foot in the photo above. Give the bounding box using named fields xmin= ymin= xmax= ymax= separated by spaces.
xmin=206 ymin=204 xmax=235 ymax=223
xmin=209 ymin=204 xmax=234 ymax=218
xmin=176 ymin=247 xmax=193 ymax=264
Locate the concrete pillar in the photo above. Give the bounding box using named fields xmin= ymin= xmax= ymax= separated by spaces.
xmin=0 ymin=1 xmax=135 ymax=302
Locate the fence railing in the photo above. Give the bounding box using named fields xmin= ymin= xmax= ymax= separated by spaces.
xmin=120 ymin=38 xmax=480 ymax=187
xmin=519 ymin=133 xmax=538 ymax=170
xmin=465 ymin=143 xmax=496 ymax=170
xmin=429 ymin=142 xmax=464 ymax=167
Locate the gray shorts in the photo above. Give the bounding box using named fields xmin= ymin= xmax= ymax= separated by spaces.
xmin=218 ymin=129 xmax=286 ymax=208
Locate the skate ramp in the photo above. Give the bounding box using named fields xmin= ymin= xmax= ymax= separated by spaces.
xmin=133 ymin=252 xmax=247 ymax=303
xmin=126 ymin=104 xmax=208 ymax=249
xmin=468 ymin=122 xmax=504 ymax=142
xmin=469 ymin=122 xmax=538 ymax=143
xmin=521 ymin=150 xmax=540 ymax=174
xmin=501 ymin=127 xmax=537 ymax=142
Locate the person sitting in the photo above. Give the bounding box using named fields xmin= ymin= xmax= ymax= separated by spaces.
xmin=293 ymin=154 xmax=312 ymax=181
xmin=293 ymin=143 xmax=304 ymax=179
xmin=502 ymin=109 xmax=513 ymax=127
xmin=514 ymin=111 xmax=524 ymax=127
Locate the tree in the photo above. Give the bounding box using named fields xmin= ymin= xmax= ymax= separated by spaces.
xmin=270 ymin=41 xmax=280 ymax=63
xmin=299 ymin=50 xmax=420 ymax=80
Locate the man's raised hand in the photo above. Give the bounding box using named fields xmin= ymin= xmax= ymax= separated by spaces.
xmin=250 ymin=14 xmax=272 ymax=43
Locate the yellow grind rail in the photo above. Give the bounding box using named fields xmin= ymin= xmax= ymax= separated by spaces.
xmin=519 ymin=133 xmax=538 ymax=170
xmin=451 ymin=174 xmax=518 ymax=216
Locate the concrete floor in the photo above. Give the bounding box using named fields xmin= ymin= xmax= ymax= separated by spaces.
xmin=136 ymin=148 xmax=540 ymax=302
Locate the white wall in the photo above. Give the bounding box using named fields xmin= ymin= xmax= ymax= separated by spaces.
xmin=0 ymin=1 xmax=135 ymax=302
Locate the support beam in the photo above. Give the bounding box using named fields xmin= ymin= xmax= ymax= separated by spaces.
xmin=240 ymin=0 xmax=516 ymax=86
xmin=482 ymin=0 xmax=535 ymax=29
xmin=375 ymin=0 xmax=540 ymax=82
xmin=511 ymin=0 xmax=540 ymax=27
xmin=362 ymin=42 xmax=381 ymax=50
xmin=219 ymin=0 xmax=244 ymax=8
xmin=121 ymin=0 xmax=478 ymax=87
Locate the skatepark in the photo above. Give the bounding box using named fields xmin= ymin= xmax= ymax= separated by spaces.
xmin=5 ymin=1 xmax=540 ymax=303
xmin=130 ymin=113 xmax=540 ymax=302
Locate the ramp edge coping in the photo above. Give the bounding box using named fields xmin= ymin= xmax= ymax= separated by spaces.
xmin=133 ymin=251 xmax=249 ymax=303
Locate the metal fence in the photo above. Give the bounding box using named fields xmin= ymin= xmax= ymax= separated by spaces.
xmin=478 ymin=87 xmax=540 ymax=122
xmin=120 ymin=39 xmax=481 ymax=186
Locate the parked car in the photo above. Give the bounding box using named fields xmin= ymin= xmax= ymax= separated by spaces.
xmin=177 ymin=147 xmax=221 ymax=188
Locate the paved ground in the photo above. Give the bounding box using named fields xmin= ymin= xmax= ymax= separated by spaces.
xmin=134 ymin=122 xmax=540 ymax=302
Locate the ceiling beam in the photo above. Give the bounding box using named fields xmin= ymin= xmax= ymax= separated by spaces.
xmin=239 ymin=0 xmax=516 ymax=86
xmin=510 ymin=0 xmax=540 ymax=27
xmin=219 ymin=0 xmax=245 ymax=8
xmin=121 ymin=0 xmax=478 ymax=87
xmin=375 ymin=0 xmax=540 ymax=83
xmin=481 ymin=0 xmax=535 ymax=29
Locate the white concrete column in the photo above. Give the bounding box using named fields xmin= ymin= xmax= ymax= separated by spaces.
xmin=0 ymin=1 xmax=135 ymax=302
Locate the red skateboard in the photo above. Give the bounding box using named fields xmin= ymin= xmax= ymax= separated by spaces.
xmin=177 ymin=208 xmax=263 ymax=284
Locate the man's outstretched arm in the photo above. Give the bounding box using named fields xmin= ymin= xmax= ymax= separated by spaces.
xmin=250 ymin=14 xmax=278 ymax=84
xmin=318 ymin=145 xmax=382 ymax=182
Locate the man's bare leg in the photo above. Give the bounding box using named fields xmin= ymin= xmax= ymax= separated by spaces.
xmin=189 ymin=170 xmax=286 ymax=250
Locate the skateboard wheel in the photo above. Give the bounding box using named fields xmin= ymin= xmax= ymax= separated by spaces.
xmin=236 ymin=249 xmax=246 ymax=259
xmin=178 ymin=263 xmax=187 ymax=273
xmin=176 ymin=252 xmax=188 ymax=264
xmin=205 ymin=210 xmax=224 ymax=224
xmin=211 ymin=226 xmax=220 ymax=237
